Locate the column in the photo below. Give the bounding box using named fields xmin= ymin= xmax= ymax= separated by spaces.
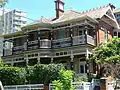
xmin=86 ymin=48 xmax=90 ymax=77
xmin=25 ymin=55 xmax=29 ymax=65
xmin=51 ymin=57 xmax=54 ymax=63
xmin=11 ymin=59 xmax=14 ymax=66
xmin=3 ymin=40 xmax=5 ymax=56
xmin=70 ymin=27 xmax=73 ymax=46
xmin=24 ymin=34 xmax=28 ymax=51
xmin=37 ymin=53 xmax=40 ymax=64
xmin=70 ymin=50 xmax=74 ymax=70
xmin=85 ymin=25 xmax=88 ymax=44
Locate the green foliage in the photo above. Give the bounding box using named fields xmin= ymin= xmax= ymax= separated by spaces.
xmin=26 ymin=64 xmax=65 ymax=85
xmin=91 ymin=38 xmax=120 ymax=64
xmin=0 ymin=59 xmax=3 ymax=67
xmin=0 ymin=66 xmax=26 ymax=85
xmin=0 ymin=64 xmax=65 ymax=85
xmin=91 ymin=38 xmax=120 ymax=78
xmin=0 ymin=0 xmax=8 ymax=6
xmin=74 ymin=74 xmax=88 ymax=82
xmin=53 ymin=70 xmax=75 ymax=90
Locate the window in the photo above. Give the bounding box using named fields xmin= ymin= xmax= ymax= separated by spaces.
xmin=114 ymin=32 xmax=117 ymax=36
xmin=57 ymin=29 xmax=66 ymax=39
xmin=118 ymin=32 xmax=120 ymax=38
xmin=78 ymin=28 xmax=85 ymax=36
xmin=39 ymin=30 xmax=50 ymax=40
xmin=80 ymin=65 xmax=84 ymax=73
xmin=79 ymin=61 xmax=87 ymax=74
xmin=79 ymin=30 xmax=82 ymax=35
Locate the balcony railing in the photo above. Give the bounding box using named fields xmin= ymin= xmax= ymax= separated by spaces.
xmin=87 ymin=35 xmax=95 ymax=45
xmin=73 ymin=35 xmax=86 ymax=45
xmin=39 ymin=39 xmax=51 ymax=48
xmin=28 ymin=46 xmax=39 ymax=50
xmin=12 ymin=45 xmax=24 ymax=55
xmin=13 ymin=45 xmax=24 ymax=51
xmin=28 ymin=40 xmax=38 ymax=45
xmin=10 ymin=35 xmax=95 ymax=55
xmin=52 ymin=37 xmax=71 ymax=48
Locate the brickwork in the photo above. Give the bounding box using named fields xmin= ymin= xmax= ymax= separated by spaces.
xmin=96 ymin=20 xmax=113 ymax=45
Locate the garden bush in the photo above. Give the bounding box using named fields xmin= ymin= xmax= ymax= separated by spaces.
xmin=26 ymin=64 xmax=65 ymax=84
xmin=0 ymin=64 xmax=65 ymax=85
xmin=53 ymin=70 xmax=75 ymax=90
xmin=0 ymin=66 xmax=26 ymax=85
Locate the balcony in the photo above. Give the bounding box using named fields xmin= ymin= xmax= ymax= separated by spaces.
xmin=87 ymin=35 xmax=95 ymax=45
xmin=28 ymin=40 xmax=38 ymax=45
xmin=73 ymin=35 xmax=95 ymax=46
xmin=27 ymin=46 xmax=39 ymax=50
xmin=52 ymin=35 xmax=95 ymax=48
xmin=73 ymin=35 xmax=86 ymax=45
xmin=39 ymin=39 xmax=51 ymax=48
xmin=13 ymin=45 xmax=24 ymax=51
xmin=52 ymin=37 xmax=72 ymax=48
xmin=12 ymin=45 xmax=24 ymax=55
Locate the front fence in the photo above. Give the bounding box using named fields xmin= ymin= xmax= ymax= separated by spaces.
xmin=4 ymin=81 xmax=114 ymax=90
xmin=49 ymin=82 xmax=92 ymax=90
xmin=4 ymin=84 xmax=44 ymax=90
xmin=49 ymin=81 xmax=114 ymax=90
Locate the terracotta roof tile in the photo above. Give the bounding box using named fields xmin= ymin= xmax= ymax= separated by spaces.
xmin=53 ymin=4 xmax=111 ymax=23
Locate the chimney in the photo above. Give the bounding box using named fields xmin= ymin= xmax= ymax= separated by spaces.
xmin=55 ymin=0 xmax=64 ymax=19
xmin=109 ymin=3 xmax=115 ymax=10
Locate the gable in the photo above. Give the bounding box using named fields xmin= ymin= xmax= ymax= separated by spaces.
xmin=101 ymin=8 xmax=119 ymax=29
xmin=106 ymin=9 xmax=115 ymax=19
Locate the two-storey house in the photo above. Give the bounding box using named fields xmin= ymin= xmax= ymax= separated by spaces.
xmin=1 ymin=1 xmax=119 ymax=75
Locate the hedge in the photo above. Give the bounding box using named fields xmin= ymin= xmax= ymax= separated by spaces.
xmin=0 ymin=64 xmax=65 ymax=85
xmin=0 ymin=66 xmax=26 ymax=85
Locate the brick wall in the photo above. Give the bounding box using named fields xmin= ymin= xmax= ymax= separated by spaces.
xmin=96 ymin=20 xmax=113 ymax=45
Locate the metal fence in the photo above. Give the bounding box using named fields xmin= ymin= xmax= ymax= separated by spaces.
xmin=49 ymin=82 xmax=92 ymax=90
xmin=4 ymin=84 xmax=44 ymax=90
xmin=49 ymin=81 xmax=114 ymax=90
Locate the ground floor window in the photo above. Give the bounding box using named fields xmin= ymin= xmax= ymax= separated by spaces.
xmin=79 ymin=61 xmax=87 ymax=74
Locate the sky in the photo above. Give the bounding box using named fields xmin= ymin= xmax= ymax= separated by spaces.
xmin=4 ymin=0 xmax=120 ymax=23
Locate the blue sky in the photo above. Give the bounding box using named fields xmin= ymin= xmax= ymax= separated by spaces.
xmin=5 ymin=0 xmax=120 ymax=23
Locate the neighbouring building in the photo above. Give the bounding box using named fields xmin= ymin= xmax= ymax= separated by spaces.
xmin=0 ymin=9 xmax=27 ymax=58
xmin=0 ymin=9 xmax=27 ymax=34
xmin=114 ymin=8 xmax=120 ymax=37
xmin=1 ymin=0 xmax=120 ymax=75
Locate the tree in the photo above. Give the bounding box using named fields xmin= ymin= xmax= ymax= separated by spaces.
xmin=0 ymin=0 xmax=8 ymax=7
xmin=91 ymin=38 xmax=120 ymax=89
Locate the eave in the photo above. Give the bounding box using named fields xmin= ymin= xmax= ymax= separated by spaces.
xmin=52 ymin=15 xmax=98 ymax=26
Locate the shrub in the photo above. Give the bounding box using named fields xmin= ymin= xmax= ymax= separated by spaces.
xmin=0 ymin=66 xmax=26 ymax=85
xmin=0 ymin=64 xmax=65 ymax=85
xmin=53 ymin=70 xmax=75 ymax=90
xmin=26 ymin=64 xmax=65 ymax=84
xmin=74 ymin=74 xmax=88 ymax=82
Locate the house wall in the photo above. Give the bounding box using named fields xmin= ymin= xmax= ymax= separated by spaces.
xmin=96 ymin=21 xmax=113 ymax=45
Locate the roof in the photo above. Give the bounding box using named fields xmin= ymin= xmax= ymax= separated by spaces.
xmin=21 ymin=17 xmax=53 ymax=31
xmin=32 ymin=17 xmax=53 ymax=24
xmin=84 ymin=5 xmax=110 ymax=19
xmin=52 ymin=4 xmax=111 ymax=24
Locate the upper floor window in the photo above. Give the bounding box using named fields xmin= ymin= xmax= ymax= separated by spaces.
xmin=39 ymin=30 xmax=50 ymax=40
xmin=78 ymin=29 xmax=85 ymax=36
xmin=28 ymin=31 xmax=38 ymax=41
